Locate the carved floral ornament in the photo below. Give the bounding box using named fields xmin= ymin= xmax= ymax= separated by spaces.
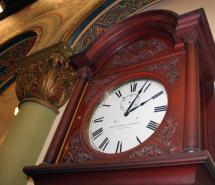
xmin=15 ymin=42 xmax=77 ymax=113
xmin=103 ymin=39 xmax=169 ymax=71
xmin=60 ymin=118 xmax=181 ymax=163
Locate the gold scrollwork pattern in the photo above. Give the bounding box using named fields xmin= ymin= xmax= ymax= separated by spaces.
xmin=15 ymin=42 xmax=77 ymax=113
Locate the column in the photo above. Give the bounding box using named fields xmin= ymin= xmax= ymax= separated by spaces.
xmin=0 ymin=42 xmax=77 ymax=185
xmin=183 ymin=31 xmax=201 ymax=152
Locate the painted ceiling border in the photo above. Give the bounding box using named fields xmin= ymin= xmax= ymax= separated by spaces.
xmin=67 ymin=0 xmax=116 ymax=47
xmin=69 ymin=0 xmax=166 ymax=54
xmin=0 ymin=32 xmax=37 ymax=94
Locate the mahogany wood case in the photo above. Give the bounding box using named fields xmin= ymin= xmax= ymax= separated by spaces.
xmin=24 ymin=9 xmax=215 ymax=185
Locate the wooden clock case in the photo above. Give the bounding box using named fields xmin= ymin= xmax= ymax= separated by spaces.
xmin=24 ymin=9 xmax=215 ymax=185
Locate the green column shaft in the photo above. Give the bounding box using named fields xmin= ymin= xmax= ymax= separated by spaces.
xmin=0 ymin=102 xmax=57 ymax=185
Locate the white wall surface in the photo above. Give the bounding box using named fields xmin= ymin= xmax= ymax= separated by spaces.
xmin=148 ymin=0 xmax=215 ymax=41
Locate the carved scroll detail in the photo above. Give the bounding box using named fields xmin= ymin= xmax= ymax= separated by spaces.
xmin=61 ymin=130 xmax=95 ymax=163
xmin=85 ymin=75 xmax=118 ymax=104
xmin=129 ymin=118 xmax=180 ymax=158
xmin=144 ymin=58 xmax=179 ymax=85
xmin=104 ymin=39 xmax=169 ymax=71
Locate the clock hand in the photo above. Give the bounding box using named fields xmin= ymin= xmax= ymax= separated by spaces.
xmin=124 ymin=81 xmax=148 ymax=116
xmin=125 ymin=91 xmax=164 ymax=116
xmin=126 ymin=98 xmax=152 ymax=115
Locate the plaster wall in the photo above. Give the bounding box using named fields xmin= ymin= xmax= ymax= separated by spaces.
xmin=148 ymin=0 xmax=215 ymax=41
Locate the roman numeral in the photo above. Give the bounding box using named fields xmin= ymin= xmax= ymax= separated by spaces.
xmin=99 ymin=137 xmax=110 ymax=151
xmin=136 ymin=136 xmax=142 ymax=144
xmin=92 ymin=128 xmax=103 ymax=140
xmin=116 ymin=141 xmax=122 ymax=153
xmin=147 ymin=121 xmax=159 ymax=131
xmin=154 ymin=105 xmax=167 ymax=112
xmin=130 ymin=82 xmax=137 ymax=92
xmin=102 ymin=104 xmax=111 ymax=107
xmin=115 ymin=90 xmax=122 ymax=98
xmin=93 ymin=117 xmax=104 ymax=123
xmin=152 ymin=91 xmax=163 ymax=99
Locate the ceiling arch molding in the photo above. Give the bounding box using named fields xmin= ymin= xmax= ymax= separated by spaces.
xmin=66 ymin=0 xmax=166 ymax=54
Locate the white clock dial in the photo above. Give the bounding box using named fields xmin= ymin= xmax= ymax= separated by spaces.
xmin=88 ymin=78 xmax=168 ymax=154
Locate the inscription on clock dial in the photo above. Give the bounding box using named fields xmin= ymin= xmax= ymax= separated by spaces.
xmin=88 ymin=78 xmax=168 ymax=154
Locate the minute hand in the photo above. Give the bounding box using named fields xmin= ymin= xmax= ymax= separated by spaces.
xmin=124 ymin=81 xmax=149 ymax=116
xmin=126 ymin=91 xmax=164 ymax=115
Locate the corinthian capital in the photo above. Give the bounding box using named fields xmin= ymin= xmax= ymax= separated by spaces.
xmin=15 ymin=42 xmax=77 ymax=113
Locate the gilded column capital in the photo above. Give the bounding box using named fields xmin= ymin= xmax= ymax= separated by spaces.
xmin=15 ymin=42 xmax=77 ymax=113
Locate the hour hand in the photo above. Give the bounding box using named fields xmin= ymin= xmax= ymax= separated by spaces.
xmin=125 ymin=98 xmax=150 ymax=116
xmin=125 ymin=91 xmax=164 ymax=116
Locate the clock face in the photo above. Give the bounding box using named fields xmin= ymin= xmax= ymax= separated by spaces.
xmin=88 ymin=78 xmax=168 ymax=154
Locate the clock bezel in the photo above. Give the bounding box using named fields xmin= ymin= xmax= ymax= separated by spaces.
xmin=79 ymin=71 xmax=171 ymax=159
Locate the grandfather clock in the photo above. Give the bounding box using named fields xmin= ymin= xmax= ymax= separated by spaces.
xmin=24 ymin=9 xmax=215 ymax=185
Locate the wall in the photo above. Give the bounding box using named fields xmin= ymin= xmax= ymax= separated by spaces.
xmin=148 ymin=0 xmax=215 ymax=41
xmin=0 ymin=33 xmax=37 ymax=143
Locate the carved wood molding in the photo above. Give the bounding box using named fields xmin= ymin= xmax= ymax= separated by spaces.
xmin=143 ymin=58 xmax=179 ymax=85
xmin=15 ymin=42 xmax=77 ymax=112
xmin=60 ymin=118 xmax=182 ymax=162
xmin=182 ymin=31 xmax=199 ymax=43
xmin=182 ymin=31 xmax=200 ymax=47
xmin=103 ymin=39 xmax=169 ymax=71
xmin=60 ymin=129 xmax=95 ymax=163
xmin=129 ymin=118 xmax=182 ymax=158
xmin=85 ymin=74 xmax=119 ymax=104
